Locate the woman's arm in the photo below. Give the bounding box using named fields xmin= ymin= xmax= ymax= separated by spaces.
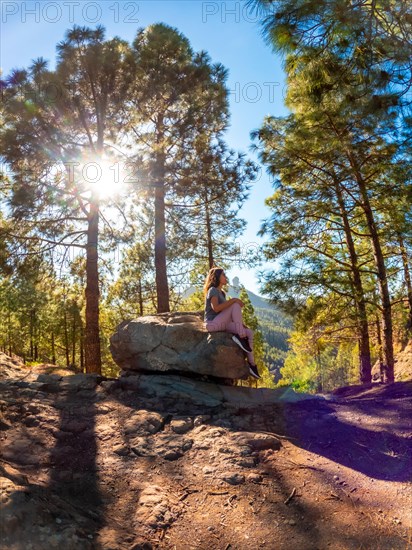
xmin=210 ymin=296 xmax=243 ymax=313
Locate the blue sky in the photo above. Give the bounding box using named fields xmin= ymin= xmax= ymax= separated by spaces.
xmin=1 ymin=0 xmax=288 ymax=295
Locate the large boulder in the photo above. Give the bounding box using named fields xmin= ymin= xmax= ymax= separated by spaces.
xmin=110 ymin=311 xmax=249 ymax=379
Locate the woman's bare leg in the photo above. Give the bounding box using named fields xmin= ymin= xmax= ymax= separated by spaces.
xmin=206 ymin=305 xmax=256 ymax=364
xmin=206 ymin=303 xmax=246 ymax=337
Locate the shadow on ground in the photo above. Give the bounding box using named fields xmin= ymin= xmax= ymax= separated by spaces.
xmin=280 ymin=381 xmax=412 ymax=482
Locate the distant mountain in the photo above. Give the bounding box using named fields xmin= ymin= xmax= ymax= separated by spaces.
xmin=226 ymin=284 xmax=275 ymax=311
xmin=226 ymin=278 xmax=292 ymax=329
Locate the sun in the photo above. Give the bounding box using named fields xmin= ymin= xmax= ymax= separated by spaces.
xmin=82 ymin=157 xmax=127 ymax=199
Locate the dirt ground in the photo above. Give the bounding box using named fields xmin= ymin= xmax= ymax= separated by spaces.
xmin=0 ymin=354 xmax=411 ymax=550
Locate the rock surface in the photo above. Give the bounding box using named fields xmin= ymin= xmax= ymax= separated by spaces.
xmin=118 ymin=372 xmax=319 ymax=409
xmin=110 ymin=311 xmax=250 ymax=379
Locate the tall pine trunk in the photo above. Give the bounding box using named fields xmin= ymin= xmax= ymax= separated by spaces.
xmin=138 ymin=278 xmax=144 ymax=316
xmin=80 ymin=321 xmax=85 ymax=373
xmin=84 ymin=195 xmax=102 ymax=374
xmin=7 ymin=306 xmax=11 ymax=357
xmin=34 ymin=317 xmax=39 ymax=362
xmin=347 ymin=151 xmax=394 ymax=383
xmin=72 ymin=311 xmax=76 ymax=368
xmin=375 ymin=315 xmax=385 ymax=381
xmin=51 ymin=331 xmax=56 ymax=365
xmin=154 ymin=115 xmax=170 ymax=313
xmin=30 ymin=308 xmax=35 ymax=360
xmin=334 ymin=180 xmax=371 ymax=383
xmin=203 ymin=185 xmax=214 ymax=269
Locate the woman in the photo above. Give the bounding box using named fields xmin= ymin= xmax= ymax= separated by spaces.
xmin=203 ymin=267 xmax=261 ymax=379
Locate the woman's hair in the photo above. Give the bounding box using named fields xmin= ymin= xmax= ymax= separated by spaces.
xmin=203 ymin=267 xmax=226 ymax=298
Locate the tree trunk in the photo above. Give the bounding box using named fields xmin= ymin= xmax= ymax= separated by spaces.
xmin=84 ymin=196 xmax=102 ymax=374
xmin=154 ymin=116 xmax=170 ymax=313
xmin=204 ymin=185 xmax=214 ymax=269
xmin=30 ymin=308 xmax=34 ymax=360
xmin=138 ymin=278 xmax=144 ymax=316
xmin=375 ymin=315 xmax=385 ymax=382
xmin=315 ymin=343 xmax=323 ymax=393
xmin=51 ymin=331 xmax=56 ymax=365
xmin=34 ymin=317 xmax=39 ymax=362
xmin=334 ymin=180 xmax=371 ymax=383
xmin=80 ymin=321 xmax=85 ymax=373
xmin=63 ymin=307 xmax=70 ymax=368
xmin=398 ymin=232 xmax=412 ymax=330
xmin=347 ymin=151 xmax=394 ymax=383
xmin=7 ymin=307 xmax=11 ymax=357
xmin=72 ymin=310 xmax=76 ymax=368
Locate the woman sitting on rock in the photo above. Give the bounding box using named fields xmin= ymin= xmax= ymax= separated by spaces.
xmin=203 ymin=267 xmax=260 ymax=379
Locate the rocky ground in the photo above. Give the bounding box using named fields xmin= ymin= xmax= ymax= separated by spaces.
xmin=0 ymin=353 xmax=411 ymax=550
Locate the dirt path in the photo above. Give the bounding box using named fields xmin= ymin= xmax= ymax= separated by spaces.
xmin=0 ymin=357 xmax=411 ymax=549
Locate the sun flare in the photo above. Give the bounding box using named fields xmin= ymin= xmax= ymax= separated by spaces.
xmin=82 ymin=158 xmax=127 ymax=199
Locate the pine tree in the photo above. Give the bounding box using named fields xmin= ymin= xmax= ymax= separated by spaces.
xmin=175 ymin=137 xmax=258 ymax=270
xmin=254 ymin=114 xmax=377 ymax=383
xmin=125 ymin=24 xmax=230 ymax=312
xmin=1 ymin=26 xmax=131 ymax=373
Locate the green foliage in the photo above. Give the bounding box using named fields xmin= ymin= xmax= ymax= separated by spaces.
xmin=174 ymin=139 xmax=259 ymax=270
xmin=253 ymin=306 xmax=291 ymax=379
xmin=179 ymin=289 xmax=204 ymax=312
xmin=0 ymin=262 xmax=80 ymax=366
xmin=279 ymin=328 xmax=359 ymax=393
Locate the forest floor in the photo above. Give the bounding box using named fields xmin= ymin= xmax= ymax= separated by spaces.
xmin=0 ymin=353 xmax=411 ymax=550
